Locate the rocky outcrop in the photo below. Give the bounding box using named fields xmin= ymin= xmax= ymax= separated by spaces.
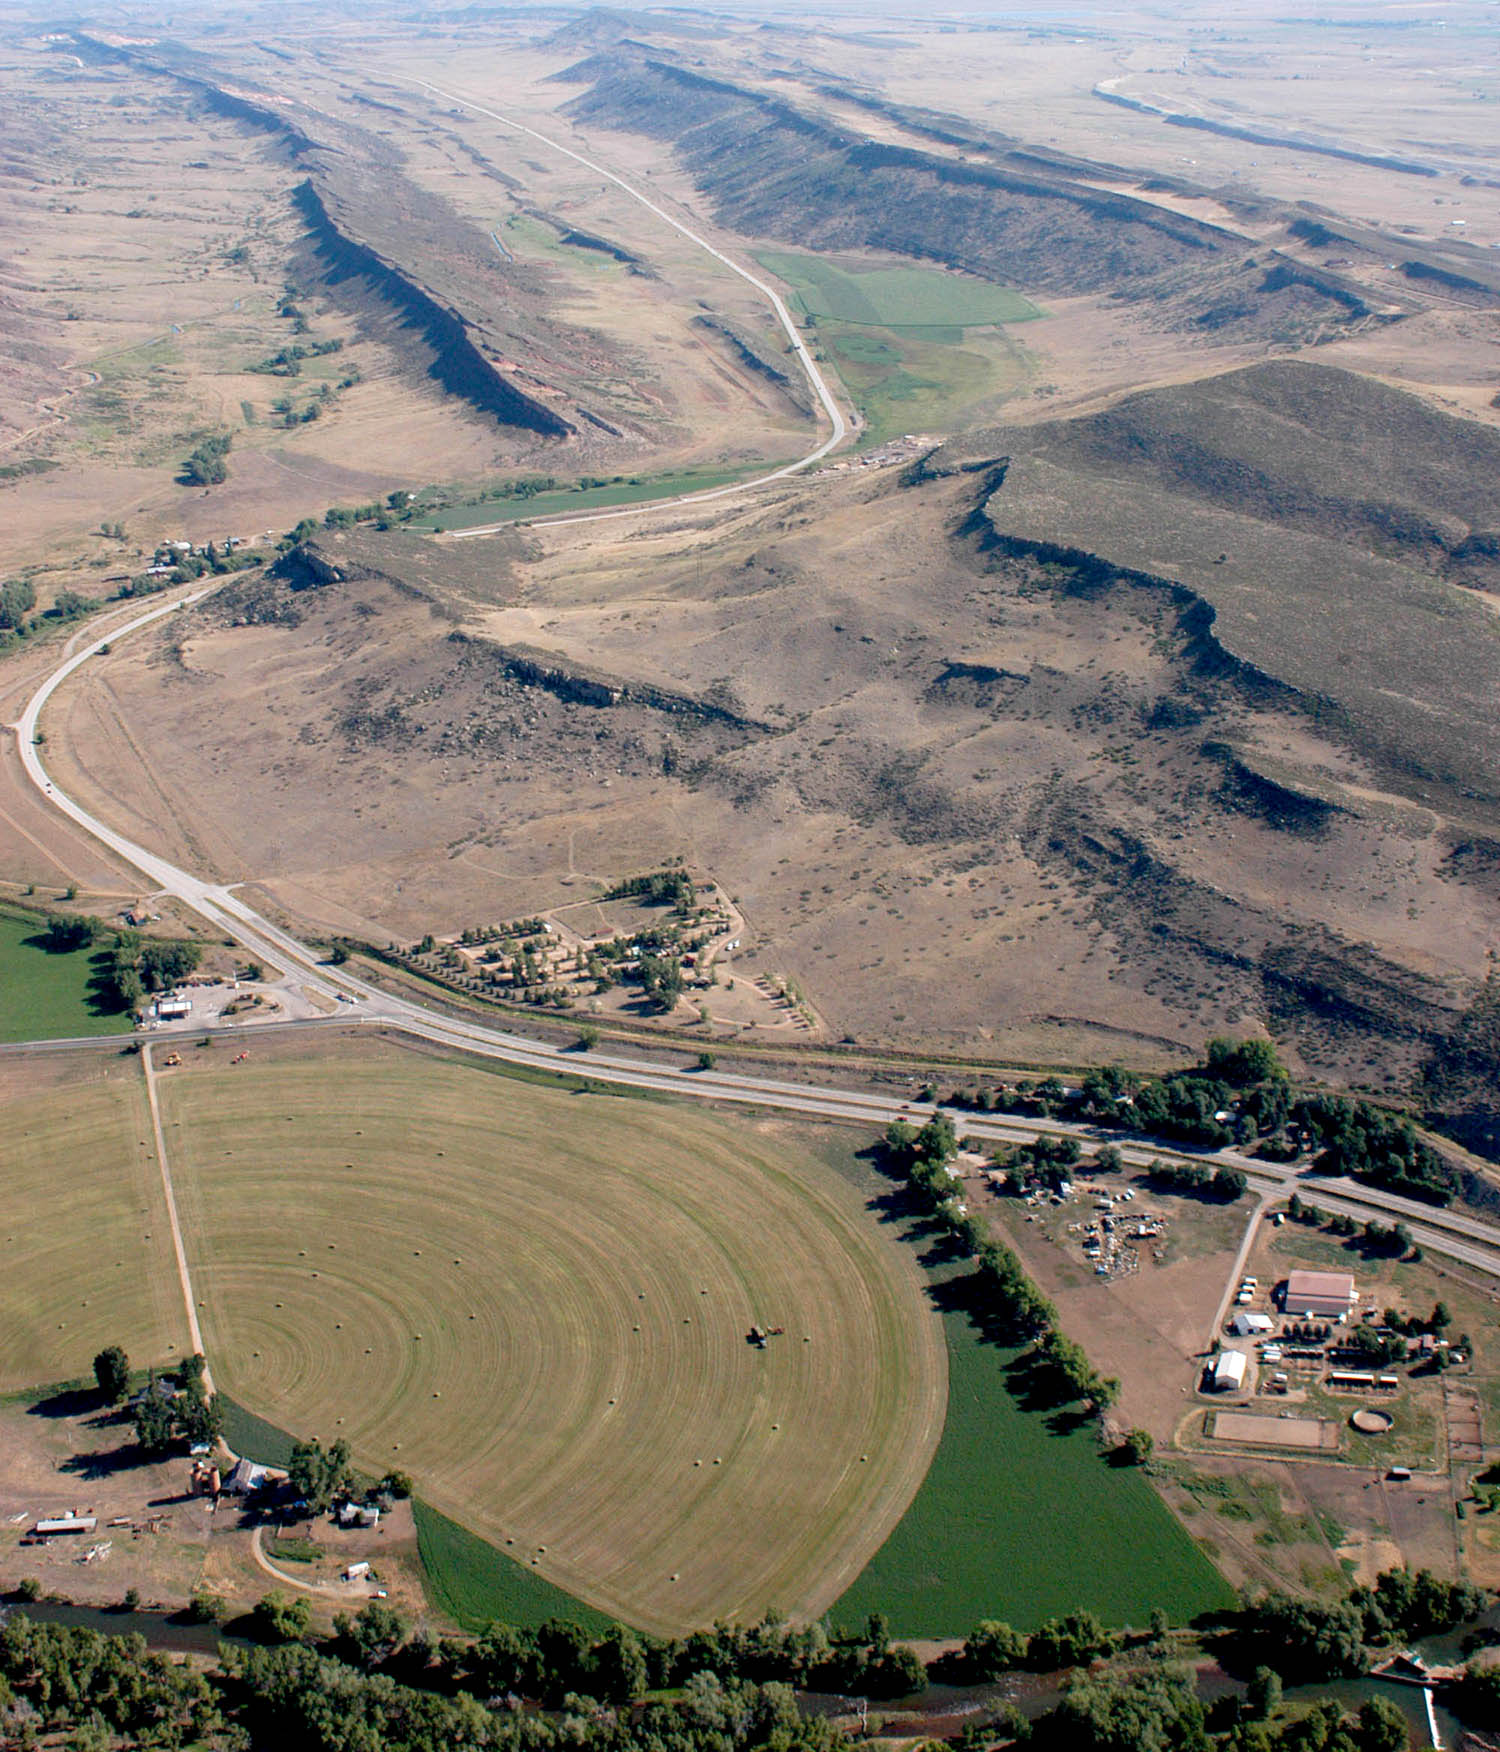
xmin=292 ymin=183 xmax=571 ymax=438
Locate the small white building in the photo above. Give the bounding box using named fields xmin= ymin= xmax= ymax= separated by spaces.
xmin=1232 ymin=1311 xmax=1274 ymax=1337
xmin=154 ymin=995 xmax=192 ymax=1021
xmin=1213 ymin=1350 xmax=1248 ymax=1392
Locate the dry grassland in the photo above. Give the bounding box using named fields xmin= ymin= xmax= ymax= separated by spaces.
xmin=0 ymin=44 xmax=511 ymax=578
xmin=159 ymin=1033 xmax=945 ymax=1632
xmin=44 ymin=422 xmax=1496 ymax=1084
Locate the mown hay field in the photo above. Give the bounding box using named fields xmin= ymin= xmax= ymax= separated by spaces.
xmin=160 ymin=1036 xmax=946 ymax=1634
xmin=0 ymin=1059 xmax=186 ymax=1390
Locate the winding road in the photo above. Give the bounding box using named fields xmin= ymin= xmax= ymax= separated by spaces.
xmin=6 ymin=86 xmax=1497 ymax=1287
xmin=9 ymin=583 xmax=1500 ymax=1296
xmin=407 ymin=76 xmax=850 ymax=537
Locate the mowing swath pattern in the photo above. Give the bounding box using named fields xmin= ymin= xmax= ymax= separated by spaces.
xmin=414 ymin=1499 xmax=611 ymax=1632
xmin=0 ymin=1072 xmax=186 ymax=1391
xmin=161 ymin=1046 xmax=944 ymax=1633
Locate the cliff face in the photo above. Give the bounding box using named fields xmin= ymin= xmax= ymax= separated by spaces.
xmin=291 ymin=183 xmax=571 ymax=438
xmin=558 ymin=51 xmax=1395 ymax=345
xmin=71 ymin=33 xmax=620 ymax=443
xmin=965 ymin=363 xmax=1500 ymax=820
xmin=563 ymin=55 xmax=1226 ymax=297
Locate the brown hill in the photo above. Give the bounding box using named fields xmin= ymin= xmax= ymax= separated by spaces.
xmin=67 ymin=363 xmax=1496 ymax=1094
xmin=559 ymin=51 xmax=1382 ymax=345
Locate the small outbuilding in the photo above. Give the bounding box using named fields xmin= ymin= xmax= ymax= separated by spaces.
xmin=1213 ymin=1350 xmax=1248 ymax=1392
xmin=1231 ymin=1312 xmax=1274 ymax=1337
xmin=33 ymin=1515 xmax=98 ymax=1536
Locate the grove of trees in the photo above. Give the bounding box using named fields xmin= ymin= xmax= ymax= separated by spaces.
xmin=882 ymin=1117 xmax=1117 ymax=1411
xmin=2 ymin=1571 xmax=1493 ymax=1752
xmin=943 ymin=1037 xmax=1459 ymax=1204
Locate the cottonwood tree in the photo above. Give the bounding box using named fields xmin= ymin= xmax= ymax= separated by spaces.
xmin=93 ymin=1346 xmax=130 ymax=1405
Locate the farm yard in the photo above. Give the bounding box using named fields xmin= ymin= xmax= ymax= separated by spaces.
xmin=156 ymin=1034 xmax=946 ymax=1634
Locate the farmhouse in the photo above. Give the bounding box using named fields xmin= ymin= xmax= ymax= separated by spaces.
xmin=1283 ymin=1269 xmax=1357 ymax=1320
xmin=1212 ymin=1350 xmax=1248 ymax=1392
xmin=223 ymin=1458 xmax=273 ymax=1495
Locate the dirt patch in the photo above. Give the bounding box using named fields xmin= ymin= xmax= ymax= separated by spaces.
xmin=1210 ymin=1409 xmax=1339 ymax=1450
xmin=0 ymin=1394 xmax=216 ymax=1611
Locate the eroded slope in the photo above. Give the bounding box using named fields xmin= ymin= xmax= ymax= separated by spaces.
xmin=56 ymin=361 xmax=1497 ymax=1093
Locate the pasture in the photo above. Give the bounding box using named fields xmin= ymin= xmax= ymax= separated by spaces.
xmin=407 ymin=464 xmax=760 ymax=533
xmin=755 ymin=251 xmax=1041 ymax=330
xmin=831 ymin=1285 xmax=1233 ymax=1635
xmin=413 ymin=1500 xmax=611 ymax=1632
xmin=792 ymin=1135 xmax=1233 ymax=1637
xmin=749 ymin=250 xmax=1040 ymax=446
xmin=0 ymin=1058 xmax=186 ymax=1390
xmin=0 ymin=907 xmax=133 ymax=1044
xmin=160 ymin=1036 xmax=946 ymax=1634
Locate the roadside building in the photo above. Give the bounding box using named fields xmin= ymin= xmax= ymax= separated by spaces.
xmin=1283 ymin=1269 xmax=1357 ymax=1321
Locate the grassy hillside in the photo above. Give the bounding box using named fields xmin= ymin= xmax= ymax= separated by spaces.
xmin=984 ymin=362 xmax=1500 ymax=818
xmin=1022 ymin=361 xmax=1500 ymax=589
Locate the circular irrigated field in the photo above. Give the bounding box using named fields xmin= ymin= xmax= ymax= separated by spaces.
xmin=163 ymin=1037 xmax=944 ymax=1631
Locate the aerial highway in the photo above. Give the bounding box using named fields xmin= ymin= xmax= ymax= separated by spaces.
xmin=11 ymin=586 xmax=1500 ymax=1286
xmin=407 ymin=76 xmax=851 ymax=538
